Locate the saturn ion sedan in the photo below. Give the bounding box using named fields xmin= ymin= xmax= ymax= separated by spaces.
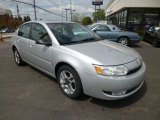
xmin=12 ymin=21 xmax=146 ymax=100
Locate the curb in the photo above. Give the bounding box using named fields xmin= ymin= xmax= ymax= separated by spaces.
xmin=2 ymin=35 xmax=12 ymax=39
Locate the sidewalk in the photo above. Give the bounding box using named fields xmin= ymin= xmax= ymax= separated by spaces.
xmin=0 ymin=33 xmax=12 ymax=42
xmin=1 ymin=33 xmax=13 ymax=39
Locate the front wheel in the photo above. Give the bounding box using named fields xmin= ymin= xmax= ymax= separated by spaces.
xmin=57 ymin=65 xmax=83 ymax=99
xmin=118 ymin=37 xmax=129 ymax=46
xmin=13 ymin=49 xmax=24 ymax=66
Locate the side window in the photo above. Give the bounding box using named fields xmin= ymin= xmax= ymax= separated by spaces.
xmin=96 ymin=25 xmax=111 ymax=32
xmin=30 ymin=23 xmax=50 ymax=41
xmin=18 ymin=23 xmax=31 ymax=38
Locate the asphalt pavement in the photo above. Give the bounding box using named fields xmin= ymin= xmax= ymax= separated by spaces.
xmin=0 ymin=39 xmax=160 ymax=120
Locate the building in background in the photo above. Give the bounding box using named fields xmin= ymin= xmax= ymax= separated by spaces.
xmin=106 ymin=0 xmax=160 ymax=34
xmin=0 ymin=7 xmax=12 ymax=28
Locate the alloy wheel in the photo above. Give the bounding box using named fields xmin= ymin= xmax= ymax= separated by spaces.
xmin=119 ymin=37 xmax=129 ymax=46
xmin=59 ymin=70 xmax=76 ymax=95
xmin=14 ymin=50 xmax=20 ymax=64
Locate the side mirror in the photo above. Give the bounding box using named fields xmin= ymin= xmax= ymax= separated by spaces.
xmin=35 ymin=39 xmax=52 ymax=46
xmin=18 ymin=31 xmax=24 ymax=36
xmin=148 ymin=29 xmax=154 ymax=33
xmin=93 ymin=29 xmax=97 ymax=33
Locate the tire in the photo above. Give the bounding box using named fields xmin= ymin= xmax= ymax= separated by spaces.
xmin=57 ymin=65 xmax=83 ymax=99
xmin=118 ymin=37 xmax=129 ymax=46
xmin=13 ymin=48 xmax=24 ymax=66
xmin=152 ymin=38 xmax=159 ymax=47
xmin=141 ymin=34 xmax=145 ymax=41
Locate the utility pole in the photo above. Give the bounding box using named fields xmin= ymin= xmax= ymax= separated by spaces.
xmin=61 ymin=0 xmax=63 ymax=21
xmin=33 ymin=0 xmax=37 ymax=20
xmin=65 ymin=8 xmax=70 ymax=21
xmin=16 ymin=4 xmax=20 ymax=18
xmin=70 ymin=0 xmax=72 ymax=22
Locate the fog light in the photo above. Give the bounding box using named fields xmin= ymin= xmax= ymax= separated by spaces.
xmin=112 ymin=90 xmax=126 ymax=96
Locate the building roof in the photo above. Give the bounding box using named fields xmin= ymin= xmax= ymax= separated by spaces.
xmin=0 ymin=7 xmax=12 ymax=15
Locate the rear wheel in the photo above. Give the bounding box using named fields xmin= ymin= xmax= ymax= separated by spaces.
xmin=152 ymin=38 xmax=159 ymax=47
xmin=118 ymin=37 xmax=129 ymax=46
xmin=57 ymin=65 xmax=83 ymax=99
xmin=13 ymin=48 xmax=24 ymax=66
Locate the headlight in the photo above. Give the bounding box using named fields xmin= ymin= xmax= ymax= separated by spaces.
xmin=94 ymin=65 xmax=128 ymax=76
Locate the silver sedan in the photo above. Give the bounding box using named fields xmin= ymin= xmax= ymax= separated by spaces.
xmin=12 ymin=21 xmax=146 ymax=100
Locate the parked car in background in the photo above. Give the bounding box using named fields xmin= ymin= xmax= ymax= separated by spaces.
xmin=0 ymin=27 xmax=15 ymax=33
xmin=12 ymin=21 xmax=146 ymax=100
xmin=88 ymin=23 xmax=141 ymax=46
xmin=143 ymin=26 xmax=160 ymax=47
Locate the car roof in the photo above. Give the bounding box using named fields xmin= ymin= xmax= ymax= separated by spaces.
xmin=24 ymin=21 xmax=74 ymax=24
xmin=90 ymin=23 xmax=121 ymax=31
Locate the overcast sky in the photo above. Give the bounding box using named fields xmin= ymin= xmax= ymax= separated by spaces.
xmin=0 ymin=0 xmax=109 ymax=21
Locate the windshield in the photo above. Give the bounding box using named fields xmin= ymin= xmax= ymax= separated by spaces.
xmin=47 ymin=23 xmax=102 ymax=45
xmin=87 ymin=24 xmax=99 ymax=30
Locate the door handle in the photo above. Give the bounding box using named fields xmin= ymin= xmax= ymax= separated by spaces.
xmin=17 ymin=39 xmax=20 ymax=42
xmin=29 ymin=44 xmax=34 ymax=47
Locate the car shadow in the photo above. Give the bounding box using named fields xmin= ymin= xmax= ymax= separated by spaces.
xmin=29 ymin=65 xmax=58 ymax=83
xmin=28 ymin=65 xmax=147 ymax=104
xmin=89 ymin=81 xmax=147 ymax=108
xmin=130 ymin=44 xmax=142 ymax=48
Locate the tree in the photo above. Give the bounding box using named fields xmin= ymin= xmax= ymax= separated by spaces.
xmin=81 ymin=16 xmax=92 ymax=26
xmin=92 ymin=9 xmax=105 ymax=21
xmin=24 ymin=16 xmax=27 ymax=22
xmin=26 ymin=16 xmax=31 ymax=21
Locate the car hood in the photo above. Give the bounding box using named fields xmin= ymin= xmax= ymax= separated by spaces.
xmin=66 ymin=40 xmax=140 ymax=65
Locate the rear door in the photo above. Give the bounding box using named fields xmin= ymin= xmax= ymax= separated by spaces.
xmin=27 ymin=23 xmax=53 ymax=73
xmin=17 ymin=23 xmax=32 ymax=61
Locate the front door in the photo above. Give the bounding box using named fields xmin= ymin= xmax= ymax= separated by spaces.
xmin=94 ymin=25 xmax=111 ymax=39
xmin=27 ymin=23 xmax=52 ymax=74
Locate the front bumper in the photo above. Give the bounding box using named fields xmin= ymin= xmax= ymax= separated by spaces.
xmin=78 ymin=62 xmax=146 ymax=100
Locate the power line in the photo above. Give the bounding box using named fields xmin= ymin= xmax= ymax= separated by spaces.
xmin=9 ymin=0 xmax=64 ymax=18
xmin=47 ymin=0 xmax=60 ymax=7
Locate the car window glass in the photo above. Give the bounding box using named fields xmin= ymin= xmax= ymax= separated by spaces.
xmin=18 ymin=23 xmax=31 ymax=38
xmin=96 ymin=25 xmax=111 ymax=31
xmin=30 ymin=23 xmax=50 ymax=41
xmin=47 ymin=23 xmax=102 ymax=45
xmin=72 ymin=25 xmax=90 ymax=36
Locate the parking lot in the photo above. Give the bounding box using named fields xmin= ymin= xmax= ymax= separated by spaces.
xmin=0 ymin=39 xmax=160 ymax=120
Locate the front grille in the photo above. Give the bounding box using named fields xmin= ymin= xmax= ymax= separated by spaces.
xmin=127 ymin=65 xmax=142 ymax=75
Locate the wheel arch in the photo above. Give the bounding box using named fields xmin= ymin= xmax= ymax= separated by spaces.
xmin=117 ymin=36 xmax=130 ymax=42
xmin=55 ymin=62 xmax=79 ymax=78
xmin=12 ymin=45 xmax=17 ymax=52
